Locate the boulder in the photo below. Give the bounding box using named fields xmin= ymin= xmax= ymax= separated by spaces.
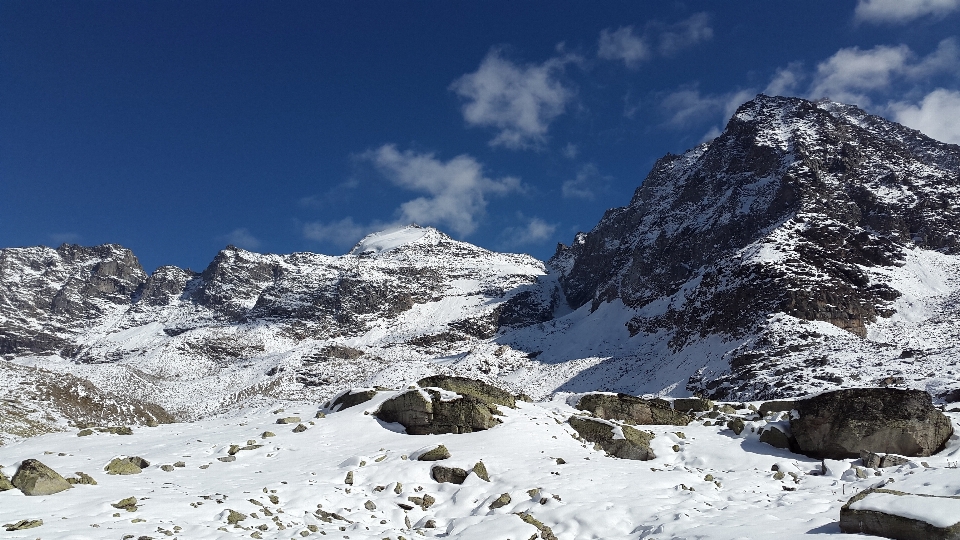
xmin=416 ymin=445 xmax=451 ymax=461
xmin=104 ymin=456 xmax=150 ymax=475
xmin=840 ymin=487 xmax=960 ymax=539
xmin=417 ymin=375 xmax=516 ymax=408
xmin=861 ymin=450 xmax=913 ymax=469
xmin=431 ymin=465 xmax=468 ymax=484
xmin=375 ymin=388 xmax=501 ymax=435
xmin=568 ymin=416 xmax=656 ymax=460
xmin=472 ymin=461 xmax=490 ymax=481
xmin=4 ymin=519 xmax=43 ymax=531
xmin=577 ymin=393 xmax=692 ymax=425
xmin=790 ymin=388 xmax=953 ymax=459
xmin=759 ymin=426 xmax=792 ymax=449
xmin=0 ymin=469 xmax=14 ymax=491
xmin=11 ymin=459 xmax=72 ymax=496
xmin=759 ymin=400 xmax=796 ymax=416
xmin=112 ymin=496 xmax=139 ymax=512
xmin=673 ymin=397 xmax=714 ymax=413
xmin=329 ymin=389 xmax=378 ymax=411
xmin=489 ymin=492 xmax=511 ymax=510
xmin=275 ymin=416 xmax=301 ymax=424
xmin=66 ymin=472 xmax=97 ymax=485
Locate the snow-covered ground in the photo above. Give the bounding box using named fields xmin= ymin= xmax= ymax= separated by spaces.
xmin=2 ymin=391 xmax=959 ymax=539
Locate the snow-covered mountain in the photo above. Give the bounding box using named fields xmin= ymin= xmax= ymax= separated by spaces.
xmin=3 ymin=94 xmax=960 ymax=443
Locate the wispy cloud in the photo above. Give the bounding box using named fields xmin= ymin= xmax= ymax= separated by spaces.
xmin=855 ymin=0 xmax=960 ymax=24
xmin=49 ymin=232 xmax=82 ymax=245
xmin=562 ymin=163 xmax=612 ymax=200
xmin=303 ymin=217 xmax=382 ymax=249
xmin=303 ymin=146 xmax=523 ymax=248
xmin=888 ymin=88 xmax=960 ymax=143
xmin=598 ymin=13 xmax=713 ymax=69
xmin=500 ymin=216 xmax=558 ymax=249
xmin=221 ymin=228 xmax=262 ymax=250
xmin=450 ymin=49 xmax=578 ymax=150
xmin=660 ymin=86 xmax=754 ymax=139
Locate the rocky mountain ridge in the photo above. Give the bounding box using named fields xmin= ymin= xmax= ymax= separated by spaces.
xmin=2 ymin=94 xmax=960 ymax=443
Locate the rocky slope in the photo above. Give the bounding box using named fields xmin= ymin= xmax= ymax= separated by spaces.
xmin=2 ymin=94 xmax=960 ymax=443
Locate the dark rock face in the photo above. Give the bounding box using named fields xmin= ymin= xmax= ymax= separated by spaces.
xmin=790 ymin=388 xmax=953 ymax=459
xmin=567 ymin=416 xmax=656 ymax=460
xmin=576 ymin=393 xmax=691 ymax=425
xmin=554 ymin=95 xmax=960 ymax=344
xmin=840 ymin=488 xmax=960 ymax=539
xmin=375 ymin=389 xmax=502 ymax=435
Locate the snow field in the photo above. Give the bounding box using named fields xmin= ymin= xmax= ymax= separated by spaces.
xmin=3 ymin=391 xmax=959 ymax=539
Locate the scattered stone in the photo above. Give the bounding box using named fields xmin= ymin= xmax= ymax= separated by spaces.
xmin=345 ymin=471 xmax=354 ymax=485
xmin=424 ymin=519 xmax=436 ymax=528
xmin=555 ymin=458 xmax=566 ymax=465
xmin=330 ymin=389 xmax=379 ymax=411
xmin=218 ymin=456 xmax=236 ymax=463
xmin=364 ymin=500 xmax=376 ymax=511
xmin=431 ymin=464 xmax=469 ymax=484
xmin=11 ymin=459 xmax=72 ymax=495
xmin=199 ymin=464 xmax=210 ymax=469
xmin=568 ymin=416 xmax=656 ymax=460
xmin=861 ymin=450 xmax=913 ymax=468
xmin=66 ymin=472 xmax=97 ymax=485
xmin=417 ymin=375 xmax=516 ymax=408
xmin=77 ymin=429 xmax=94 ymax=437
xmin=268 ymin=494 xmax=279 ymax=505
xmin=791 ymin=388 xmax=953 ymax=459
xmin=774 ymin=471 xmax=786 ymax=480
xmin=4 ymin=519 xmax=43 ymax=531
xmin=673 ymin=398 xmax=714 ymax=413
xmin=473 ymin=461 xmax=490 ymax=481
xmin=840 ymin=487 xmax=960 ymax=538
xmin=394 ymin=482 xmax=403 ymax=494
xmin=727 ymin=418 xmax=745 ymax=435
xmin=104 ymin=456 xmax=149 ymax=475
xmin=112 ymin=497 xmax=139 ymax=512
xmin=292 ymin=424 xmax=308 ymax=433
xmin=276 ymin=417 xmax=301 ymax=424
xmin=718 ymin=404 xmax=737 ymax=414
xmin=375 ymin=388 xmax=502 ymax=435
xmin=174 ymin=461 xmax=185 ymax=467
xmin=759 ymin=427 xmax=792 ymax=449
xmin=577 ymin=393 xmax=691 ymax=425
xmin=226 ymin=510 xmax=247 ymax=525
xmin=261 ymin=431 xmax=276 ymax=438
xmin=408 ymin=494 xmax=435 ymax=510
xmin=315 ymin=411 xmax=326 ymax=419
xmin=161 ymin=465 xmax=174 ymax=472
xmin=417 ymin=445 xmax=451 ymax=461
xmin=489 ymin=493 xmax=511 ymax=510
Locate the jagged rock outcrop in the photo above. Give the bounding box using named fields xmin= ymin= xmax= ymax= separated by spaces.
xmin=790 ymin=388 xmax=953 ymax=459
xmin=568 ymin=416 xmax=656 ymax=460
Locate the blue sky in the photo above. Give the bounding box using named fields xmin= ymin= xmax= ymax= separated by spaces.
xmin=3 ymin=1 xmax=960 ymax=272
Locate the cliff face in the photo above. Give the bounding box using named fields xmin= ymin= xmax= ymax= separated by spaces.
xmin=553 ymin=95 xmax=960 ymax=343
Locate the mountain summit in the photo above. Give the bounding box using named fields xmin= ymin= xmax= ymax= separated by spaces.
xmin=2 ymin=95 xmax=959 ymax=441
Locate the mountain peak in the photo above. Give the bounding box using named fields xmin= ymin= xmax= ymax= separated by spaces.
xmin=348 ymin=224 xmax=446 ymax=256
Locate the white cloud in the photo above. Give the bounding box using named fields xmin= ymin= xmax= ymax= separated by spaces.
xmin=807 ymin=39 xmax=960 ymax=106
xmin=450 ymin=50 xmax=576 ymax=150
xmin=562 ymin=163 xmax=611 ymax=200
xmin=562 ymin=143 xmax=579 ymax=159
xmin=501 ymin=217 xmax=558 ymax=248
xmin=368 ymin=145 xmax=522 ymax=236
xmin=222 ymin=228 xmax=261 ymax=250
xmin=598 ymin=26 xmax=651 ymax=68
xmin=303 ymin=217 xmax=381 ymax=249
xmin=764 ymin=63 xmax=805 ymax=96
xmin=598 ymin=13 xmax=712 ymax=68
xmin=855 ymin=0 xmax=960 ymax=23
xmin=657 ymin=12 xmax=713 ymax=56
xmin=661 ymin=87 xmax=754 ymax=129
xmin=888 ymin=88 xmax=960 ymax=143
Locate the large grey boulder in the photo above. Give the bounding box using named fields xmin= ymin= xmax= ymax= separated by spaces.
xmin=577 ymin=393 xmax=691 ymax=425
xmin=11 ymin=459 xmax=72 ymax=496
xmin=568 ymin=416 xmax=655 ymax=460
xmin=840 ymin=488 xmax=960 ymax=539
xmin=790 ymin=388 xmax=953 ymax=459
xmin=375 ymin=388 xmax=501 ymax=435
xmin=417 ymin=375 xmax=516 ymax=408
xmin=329 ymin=389 xmax=378 ymax=411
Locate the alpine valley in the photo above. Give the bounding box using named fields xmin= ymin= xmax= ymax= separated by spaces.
xmin=2 ymin=95 xmax=960 ymax=540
